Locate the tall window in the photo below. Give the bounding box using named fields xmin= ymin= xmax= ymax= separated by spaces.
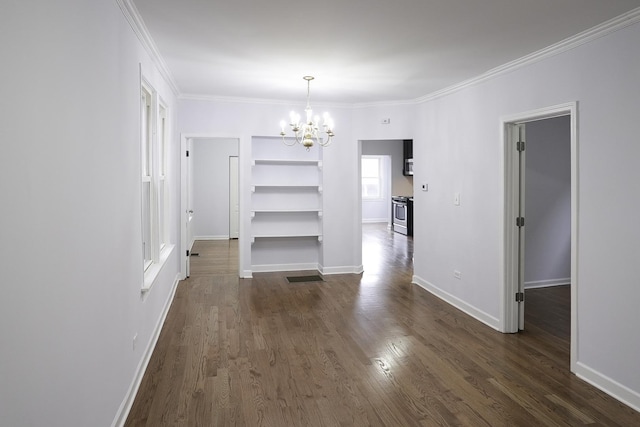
xmin=158 ymin=103 xmax=168 ymax=250
xmin=362 ymin=156 xmax=382 ymax=199
xmin=140 ymin=78 xmax=171 ymax=289
xmin=140 ymin=84 xmax=153 ymax=270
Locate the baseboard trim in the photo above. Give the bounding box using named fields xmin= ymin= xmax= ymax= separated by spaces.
xmin=412 ymin=275 xmax=500 ymax=331
xmin=362 ymin=219 xmax=388 ymax=224
xmin=524 ymin=278 xmax=571 ymax=289
xmin=111 ymin=273 xmax=181 ymax=427
xmin=319 ymin=264 xmax=364 ymax=275
xmin=194 ymin=235 xmax=229 ymax=241
xmin=251 ymin=262 xmax=319 ymax=273
xmin=249 ymin=264 xmax=364 ymax=275
xmin=575 ymin=362 xmax=640 ymax=413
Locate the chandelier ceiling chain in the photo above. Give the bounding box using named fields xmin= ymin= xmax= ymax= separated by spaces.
xmin=279 ymin=76 xmax=335 ymax=150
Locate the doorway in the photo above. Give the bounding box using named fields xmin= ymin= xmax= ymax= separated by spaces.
xmin=502 ymin=102 xmax=577 ymax=372
xmin=180 ymin=135 xmax=241 ymax=278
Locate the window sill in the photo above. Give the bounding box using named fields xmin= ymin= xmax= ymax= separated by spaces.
xmin=141 ymin=244 xmax=175 ymax=294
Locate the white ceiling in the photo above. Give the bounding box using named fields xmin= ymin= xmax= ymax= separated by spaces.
xmin=131 ymin=0 xmax=640 ymax=104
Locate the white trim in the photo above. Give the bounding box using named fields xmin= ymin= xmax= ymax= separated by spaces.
xmin=319 ymin=264 xmax=364 ymax=275
xmin=575 ymin=362 xmax=640 ymax=413
xmin=251 ymin=263 xmax=320 ymax=273
xmin=500 ymin=102 xmax=578 ymax=373
xmin=180 ymin=134 xmax=245 ymax=280
xmin=362 ymin=219 xmax=388 ymax=224
xmin=524 ymin=278 xmax=571 ymax=289
xmin=161 ymin=8 xmax=640 ymax=107
xmin=412 ymin=275 xmax=501 ymax=331
xmin=116 ymin=0 xmax=180 ymax=97
xmin=111 ymin=273 xmax=181 ymax=427
xmin=141 ymin=244 xmax=175 ymax=293
xmin=416 ymin=8 xmax=640 ymax=104
xmin=193 ymin=235 xmax=230 ymax=241
xmin=248 ymin=264 xmax=365 ymax=275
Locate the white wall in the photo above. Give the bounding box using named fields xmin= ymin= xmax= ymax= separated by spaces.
xmin=524 ymin=116 xmax=571 ymax=288
xmin=408 ymin=20 xmax=640 ymax=410
xmin=191 ymin=138 xmax=239 ymax=239
xmin=178 ymin=99 xmax=361 ymax=275
xmin=0 ymin=1 xmax=181 ymax=426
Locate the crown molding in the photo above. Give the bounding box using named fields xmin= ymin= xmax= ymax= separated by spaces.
xmin=415 ymin=6 xmax=640 ymax=104
xmin=116 ymin=0 xmax=181 ymax=97
xmin=116 ymin=2 xmax=639 ymax=107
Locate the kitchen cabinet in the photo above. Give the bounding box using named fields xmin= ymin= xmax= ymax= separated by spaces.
xmin=403 ymin=139 xmax=413 ymax=176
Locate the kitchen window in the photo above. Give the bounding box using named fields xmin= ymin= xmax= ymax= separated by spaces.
xmin=362 ymin=156 xmax=383 ymax=200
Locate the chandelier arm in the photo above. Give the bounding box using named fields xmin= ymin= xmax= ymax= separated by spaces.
xmin=281 ymin=133 xmax=297 ymax=146
xmin=318 ymin=135 xmax=333 ymax=147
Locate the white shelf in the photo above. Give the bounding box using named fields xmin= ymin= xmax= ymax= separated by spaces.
xmin=251 ymin=234 xmax=323 ymax=243
xmin=250 ymin=137 xmax=323 ymax=269
xmin=252 ymin=209 xmax=322 ymax=214
xmin=252 ymin=185 xmax=322 ymax=192
xmin=253 ymin=159 xmax=322 ymax=167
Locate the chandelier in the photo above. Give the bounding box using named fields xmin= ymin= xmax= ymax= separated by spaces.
xmin=279 ymin=76 xmax=335 ymax=150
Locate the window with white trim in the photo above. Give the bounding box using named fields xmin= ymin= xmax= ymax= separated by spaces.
xmin=140 ymin=83 xmax=154 ymax=270
xmin=140 ymin=78 xmax=172 ymax=290
xmin=362 ymin=156 xmax=383 ymax=200
xmin=158 ymin=102 xmax=168 ymax=250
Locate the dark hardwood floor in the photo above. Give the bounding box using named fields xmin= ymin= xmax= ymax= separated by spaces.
xmin=125 ymin=224 xmax=640 ymax=426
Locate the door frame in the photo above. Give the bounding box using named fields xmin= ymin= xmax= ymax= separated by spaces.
xmin=180 ymin=134 xmax=243 ymax=279
xmin=501 ymin=102 xmax=578 ymax=372
xmin=229 ymin=156 xmax=239 ymax=239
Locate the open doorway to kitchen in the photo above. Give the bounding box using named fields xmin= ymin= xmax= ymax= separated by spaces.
xmin=360 ymin=139 xmax=414 ymax=278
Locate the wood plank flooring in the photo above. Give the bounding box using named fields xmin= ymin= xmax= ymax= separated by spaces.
xmin=125 ymin=224 xmax=640 ymax=426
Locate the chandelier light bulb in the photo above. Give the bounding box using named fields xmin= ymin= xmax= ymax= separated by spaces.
xmin=279 ymin=76 xmax=335 ymax=150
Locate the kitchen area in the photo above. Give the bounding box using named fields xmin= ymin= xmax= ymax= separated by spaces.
xmin=392 ymin=139 xmax=413 ymax=236
xmin=361 ymin=139 xmax=413 ymax=236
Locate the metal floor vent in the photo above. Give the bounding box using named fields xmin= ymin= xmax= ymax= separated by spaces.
xmin=286 ymin=275 xmax=324 ymax=283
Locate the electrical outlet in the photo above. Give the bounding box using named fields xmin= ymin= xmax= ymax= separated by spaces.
xmin=453 ymin=270 xmax=462 ymax=279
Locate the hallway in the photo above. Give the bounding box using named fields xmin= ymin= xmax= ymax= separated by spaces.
xmin=125 ymin=227 xmax=639 ymax=426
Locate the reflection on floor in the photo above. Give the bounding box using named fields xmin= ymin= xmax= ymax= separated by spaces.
xmin=125 ymin=231 xmax=639 ymax=426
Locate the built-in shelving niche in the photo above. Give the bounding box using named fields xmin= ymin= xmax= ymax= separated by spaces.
xmin=250 ymin=137 xmax=323 ymax=273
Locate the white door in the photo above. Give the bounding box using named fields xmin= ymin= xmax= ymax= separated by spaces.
xmin=515 ymin=123 xmax=526 ymax=330
xmin=185 ymin=138 xmax=194 ymax=277
xmin=229 ymin=156 xmax=239 ymax=239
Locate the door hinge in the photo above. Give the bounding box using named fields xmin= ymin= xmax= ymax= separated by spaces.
xmin=516 ymin=217 xmax=525 ymax=227
xmin=186 ymin=249 xmax=189 ymax=257
xmin=515 ymin=292 xmax=525 ymax=303
xmin=186 ymin=150 xmax=190 ymax=157
xmin=517 ymin=141 xmax=526 ymax=152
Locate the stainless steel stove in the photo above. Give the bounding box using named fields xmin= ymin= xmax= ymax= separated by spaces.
xmin=392 ymin=196 xmax=413 ymax=236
